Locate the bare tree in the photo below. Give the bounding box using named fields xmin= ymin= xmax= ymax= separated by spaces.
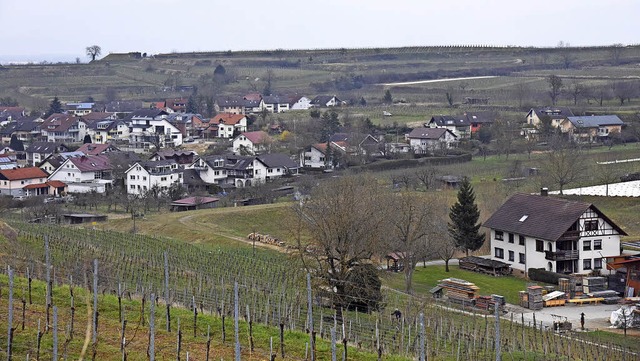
xmin=513 ymin=80 xmax=531 ymax=109
xmin=586 ymin=84 xmax=613 ymax=107
xmin=415 ymin=165 xmax=439 ymax=190
xmin=385 ymin=192 xmax=438 ymax=293
xmin=85 ymin=45 xmax=102 ymax=61
xmin=547 ymin=75 xmax=563 ymax=105
xmin=610 ymin=43 xmax=624 ymax=65
xmin=612 ymin=81 xmax=636 ymax=106
xmin=433 ymin=225 xmax=457 ymax=272
xmin=568 ymin=81 xmax=585 ymax=105
xmin=540 ymin=137 xmax=584 ymax=194
xmin=445 ymin=88 xmax=455 ymax=107
xmin=292 ymin=175 xmax=387 ymax=309
xmin=492 ymin=118 xmax=519 ymax=159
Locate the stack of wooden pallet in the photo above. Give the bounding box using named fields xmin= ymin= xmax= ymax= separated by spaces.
xmin=519 ymin=291 xmax=529 ymax=308
xmin=589 ymin=290 xmax=621 ymax=304
xmin=583 ymin=277 xmax=606 ymax=294
xmin=527 ymin=286 xmax=544 ymax=310
xmin=439 ymin=278 xmax=479 ymax=302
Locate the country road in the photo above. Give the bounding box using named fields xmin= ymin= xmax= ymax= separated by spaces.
xmin=383 ymin=75 xmax=498 ymax=87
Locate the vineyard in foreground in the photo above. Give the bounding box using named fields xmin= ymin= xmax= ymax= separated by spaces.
xmin=0 ymin=221 xmax=638 ymax=360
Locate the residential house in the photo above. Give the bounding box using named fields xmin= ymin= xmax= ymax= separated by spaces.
xmin=0 ymin=155 xmax=18 ymax=170
xmin=65 ymin=102 xmax=94 ymax=116
xmin=188 ymin=154 xmax=255 ymax=188
xmin=300 ymin=143 xmax=330 ymax=169
xmin=25 ymin=142 xmax=69 ymax=166
xmin=212 ymin=113 xmax=248 ymax=138
xmin=406 ymin=128 xmax=457 ymax=154
xmin=216 ymin=97 xmax=245 ymax=115
xmin=106 ymin=151 xmax=142 ymax=188
xmin=77 ymin=143 xmax=120 ymax=156
xmin=167 ymin=113 xmax=202 ymax=138
xmin=252 ymin=153 xmax=299 ymax=183
xmin=86 ymin=119 xmax=130 ymax=144
xmin=233 ymin=131 xmax=270 ymax=155
xmin=47 ymin=154 xmax=113 ymax=193
xmin=150 ymin=150 xmax=198 ymax=165
xmin=0 ymin=167 xmax=52 ymax=197
xmin=79 ymin=112 xmax=117 ymax=123
xmin=0 ymin=119 xmax=41 ymax=144
xmin=39 ymin=151 xmax=85 ymax=175
xmin=289 ymin=95 xmax=312 ymax=110
xmin=262 ymin=95 xmax=290 ymax=113
xmin=311 ymin=95 xmax=344 ymax=107
xmin=124 ymin=160 xmax=183 ymax=195
xmin=483 ymin=192 xmax=626 ymax=275
xmin=0 ymin=107 xmax=27 ymax=125
xmin=329 ymin=133 xmax=380 ymax=157
xmin=126 ymin=109 xmax=183 ymax=149
xmin=165 ymin=98 xmax=188 ymax=113
xmin=40 ymin=114 xmax=88 ymax=143
xmin=427 ymin=115 xmax=471 ymax=139
xmin=428 ymin=112 xmax=496 ymax=138
xmin=560 ymin=115 xmax=624 ymax=143
xmin=526 ymin=107 xmax=574 ymax=128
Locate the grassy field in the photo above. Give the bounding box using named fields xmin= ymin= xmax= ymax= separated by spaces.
xmin=383 ymin=265 xmax=536 ymax=305
xmin=3 ymin=45 xmax=640 ymax=115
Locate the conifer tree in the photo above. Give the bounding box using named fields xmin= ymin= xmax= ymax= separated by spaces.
xmin=44 ymin=97 xmax=63 ymax=118
xmin=448 ymin=177 xmax=484 ymax=255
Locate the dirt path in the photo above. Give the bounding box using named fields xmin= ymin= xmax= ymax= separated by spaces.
xmin=176 ymin=204 xmax=288 ymax=252
xmin=383 ymin=75 xmax=498 ymax=87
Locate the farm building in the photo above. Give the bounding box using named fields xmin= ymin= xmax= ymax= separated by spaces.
xmin=170 ymin=196 xmax=219 ymax=211
xmin=484 ymin=191 xmax=626 ymax=275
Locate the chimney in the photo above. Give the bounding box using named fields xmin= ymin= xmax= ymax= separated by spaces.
xmin=540 ymin=187 xmax=548 ymax=196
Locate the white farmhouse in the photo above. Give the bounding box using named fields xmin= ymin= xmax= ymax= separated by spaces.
xmin=233 ymin=131 xmax=270 ymax=155
xmin=127 ymin=109 xmax=183 ymax=150
xmin=47 ymin=155 xmax=113 ymax=193
xmin=484 ymin=192 xmax=626 ymax=275
xmin=124 ymin=160 xmax=183 ymax=195
xmin=406 ymin=128 xmax=457 ymax=154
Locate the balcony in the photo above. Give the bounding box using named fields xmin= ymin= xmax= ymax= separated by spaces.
xmin=558 ymin=230 xmax=580 ymax=241
xmin=545 ymin=250 xmax=579 ymax=261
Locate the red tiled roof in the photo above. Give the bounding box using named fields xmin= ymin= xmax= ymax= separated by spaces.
xmin=24 ymin=183 xmax=49 ymax=189
xmin=0 ymin=167 xmax=48 ymax=180
xmin=241 ymin=131 xmax=269 ymax=144
xmin=68 ymin=155 xmax=111 ymax=172
xmin=47 ymin=180 xmax=66 ymax=188
xmin=77 ymin=143 xmax=114 ymax=156
xmin=212 ymin=113 xmax=245 ymax=125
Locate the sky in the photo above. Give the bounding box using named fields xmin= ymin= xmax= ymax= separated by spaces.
xmin=1 ymin=0 xmax=638 ymax=63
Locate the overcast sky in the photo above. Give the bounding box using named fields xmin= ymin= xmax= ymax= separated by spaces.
xmin=1 ymin=0 xmax=638 ymax=63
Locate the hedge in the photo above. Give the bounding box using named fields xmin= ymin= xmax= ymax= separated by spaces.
xmin=355 ymin=153 xmax=472 ymax=173
xmin=528 ymin=268 xmax=574 ymax=285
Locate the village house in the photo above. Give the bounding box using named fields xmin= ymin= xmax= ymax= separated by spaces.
xmin=40 ymin=114 xmax=88 ymax=143
xmin=212 ymin=113 xmax=248 ymax=138
xmin=150 ymin=150 xmax=198 ymax=165
xmin=233 ymin=131 xmax=270 ymax=155
xmin=86 ymin=119 xmax=130 ymax=144
xmin=64 ymin=102 xmax=94 ymax=116
xmin=406 ymin=128 xmax=457 ymax=154
xmin=126 ymin=109 xmax=183 ymax=149
xmin=39 ymin=151 xmax=85 ymax=175
xmin=427 ymin=115 xmax=471 ymax=139
xmin=0 ymin=167 xmax=57 ymax=197
xmin=47 ymin=154 xmax=113 ymax=193
xmin=216 ymin=98 xmax=245 ymax=115
xmin=0 ymin=119 xmax=41 ymax=144
xmin=252 ymin=153 xmax=299 ymax=183
xmin=289 ymin=95 xmax=312 ymax=110
xmin=560 ymin=115 xmax=624 ymax=143
xmin=262 ymin=95 xmax=290 ymax=113
xmin=25 ymin=142 xmax=69 ymax=167
xmin=484 ymin=191 xmax=626 ymax=275
xmin=311 ymin=95 xmax=344 ymax=107
xmin=526 ymin=107 xmax=574 ymax=128
xmin=124 ymin=160 xmax=183 ymax=195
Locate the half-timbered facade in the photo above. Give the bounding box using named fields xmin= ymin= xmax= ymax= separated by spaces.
xmin=484 ymin=192 xmax=626 ymax=275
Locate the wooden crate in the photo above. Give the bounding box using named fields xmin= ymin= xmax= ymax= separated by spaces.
xmin=544 ymin=299 xmax=566 ymax=307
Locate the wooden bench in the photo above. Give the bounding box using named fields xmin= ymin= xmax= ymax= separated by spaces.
xmin=567 ymin=297 xmax=605 ymax=305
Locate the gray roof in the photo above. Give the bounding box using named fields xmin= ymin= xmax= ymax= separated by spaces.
xmin=256 ymin=153 xmax=298 ymax=169
xmin=429 ymin=115 xmax=470 ymax=127
xmin=483 ymin=193 xmax=626 ymax=241
xmin=127 ymin=109 xmax=168 ymax=120
xmin=532 ymin=107 xmax=574 ymax=118
xmin=567 ymin=115 xmax=624 ymax=128
xmin=406 ymin=127 xmax=455 ymax=140
xmin=25 ymin=142 xmax=67 ymax=154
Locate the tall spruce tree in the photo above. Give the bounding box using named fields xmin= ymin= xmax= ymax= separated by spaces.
xmin=44 ymin=97 xmax=63 ymax=118
xmin=448 ymin=177 xmax=484 ymax=255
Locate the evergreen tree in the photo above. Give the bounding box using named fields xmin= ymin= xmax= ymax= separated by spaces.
xmin=44 ymin=97 xmax=63 ymax=118
xmin=186 ymin=94 xmax=198 ymax=114
xmin=83 ymin=134 xmax=92 ymax=144
xmin=383 ymin=89 xmax=393 ymax=104
xmin=448 ymin=177 xmax=484 ymax=255
xmin=9 ymin=135 xmax=24 ymax=151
